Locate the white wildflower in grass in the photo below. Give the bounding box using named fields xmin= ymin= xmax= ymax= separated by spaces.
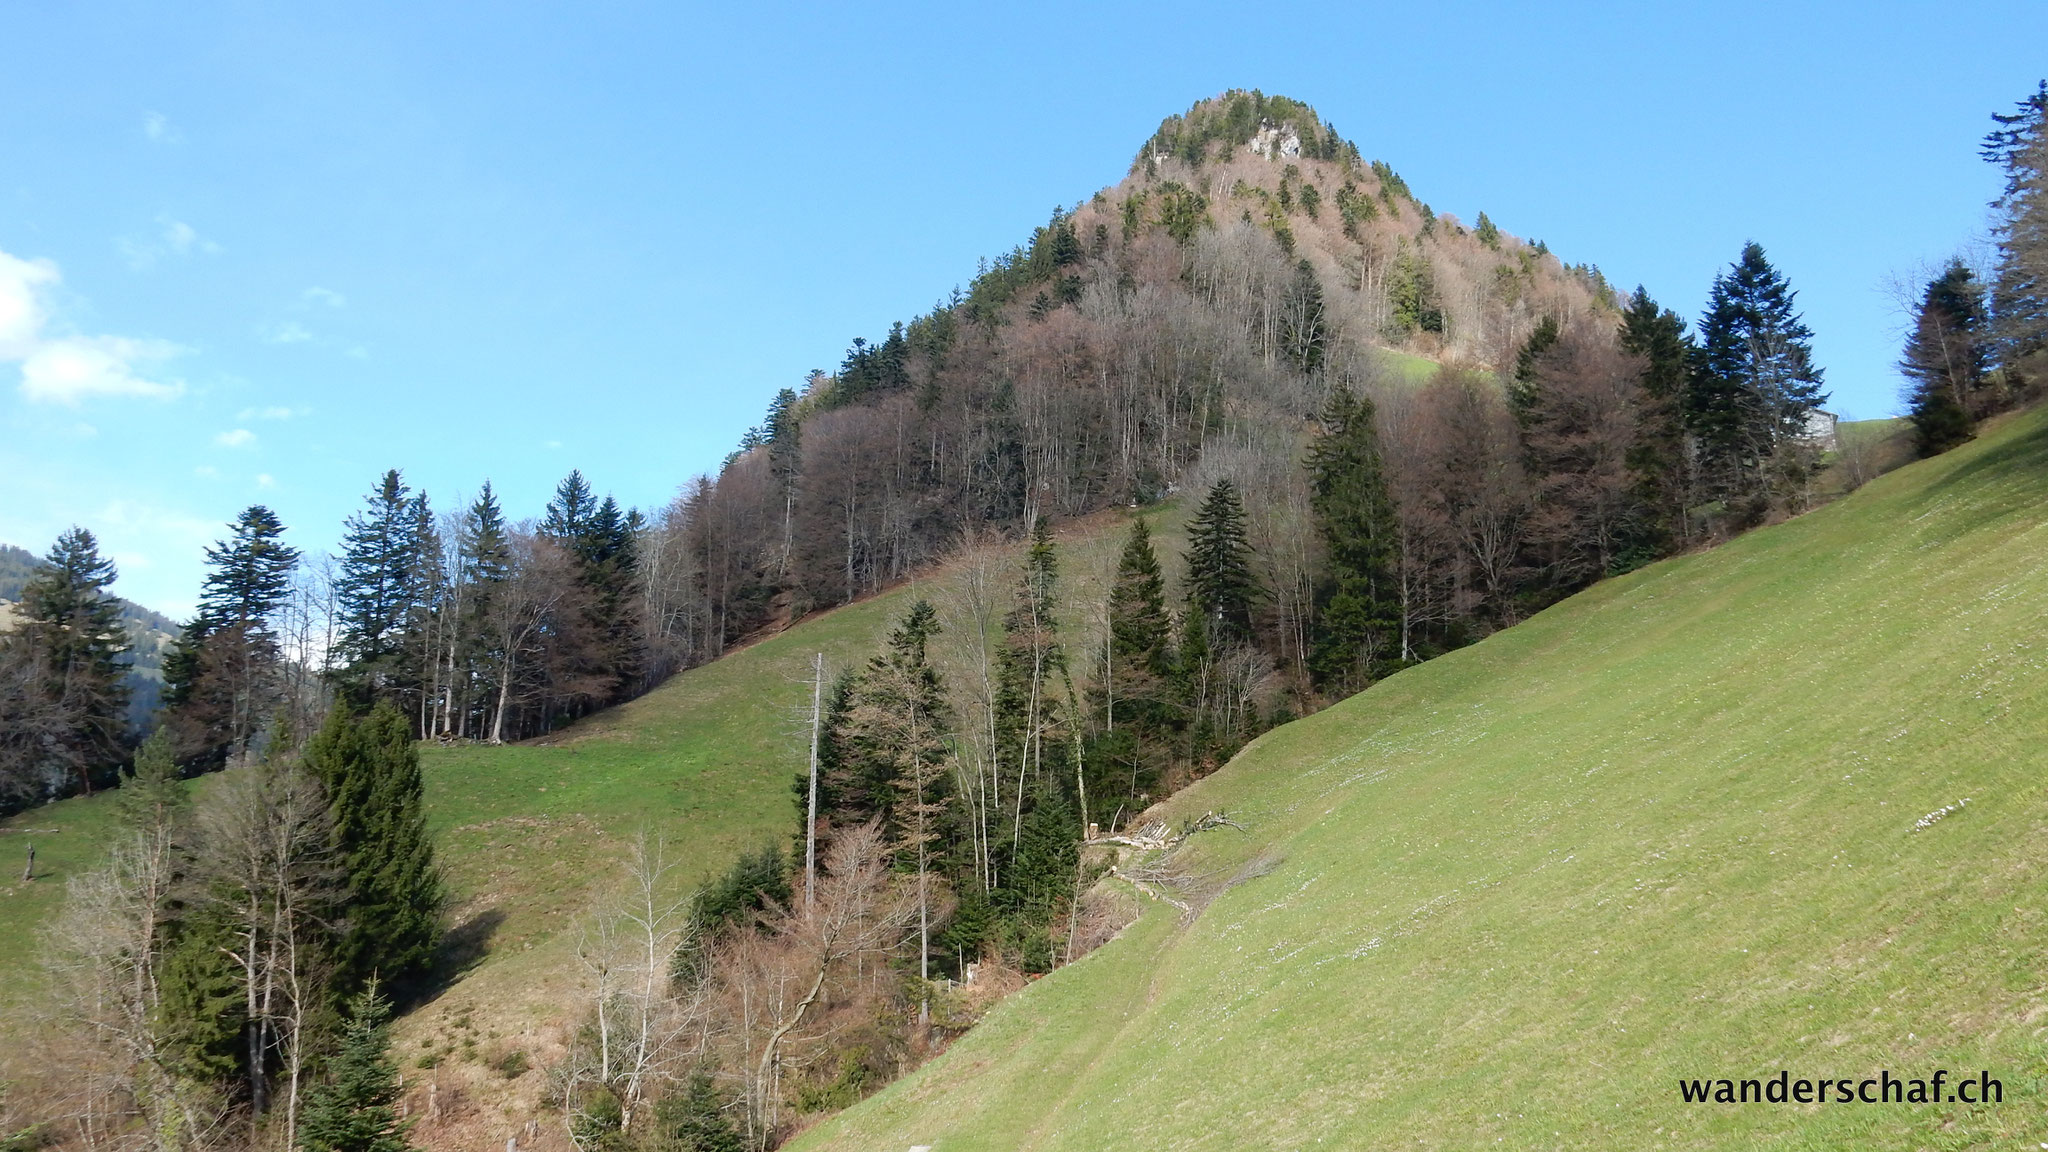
xmin=1913 ymin=798 xmax=1970 ymax=831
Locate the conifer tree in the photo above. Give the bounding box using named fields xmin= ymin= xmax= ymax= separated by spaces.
xmin=1984 ymin=81 xmax=2048 ymax=376
xmin=297 ymin=986 xmax=411 ymax=1152
xmin=1618 ymin=287 xmax=1696 ymax=546
xmin=1902 ymin=259 xmax=1991 ymax=456
xmin=543 ymin=469 xmax=596 ymax=541
xmin=0 ymin=527 xmax=131 ymax=797
xmin=1008 ymin=787 xmax=1079 ymax=972
xmin=1510 ymin=315 xmax=1562 ymax=416
xmin=800 ymin=671 xmax=864 ymax=833
xmin=842 ymin=601 xmax=951 ymax=847
xmin=1183 ymin=481 xmax=1259 ymax=641
xmin=840 ymin=600 xmax=952 ymax=991
xmin=652 ymin=1072 xmax=743 ymax=1152
xmin=400 ymin=495 xmax=448 ymax=732
xmin=335 ymin=472 xmax=428 ymax=693
xmin=764 ymin=389 xmax=804 ymax=577
xmin=453 ymin=483 xmax=511 ymax=737
xmin=539 ymin=474 xmax=645 ymax=714
xmin=1307 ymin=389 xmax=1399 ymax=693
xmin=995 ymin=519 xmax=1067 ymax=819
xmin=155 ymin=911 xmax=249 ymax=1086
xmin=115 ymin=726 xmax=188 ymax=832
xmin=1092 ymin=517 xmax=1178 ymax=821
xmin=1101 ymin=520 xmax=1175 ymax=724
xmin=1689 ymin=242 xmax=1827 ymax=497
xmin=585 ymin=495 xmax=646 ymax=693
xmin=199 ymin=507 xmax=302 ymax=629
xmin=304 ymin=702 xmax=443 ymax=994
xmin=164 ymin=507 xmax=300 ymax=766
xmin=1475 ymin=211 xmax=1500 ymax=250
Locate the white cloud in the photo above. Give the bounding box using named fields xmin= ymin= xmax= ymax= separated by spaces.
xmin=255 ymin=473 xmax=275 ymax=489
xmin=302 ymin=287 xmax=347 ymax=309
xmin=215 ymin=428 xmax=256 ymax=448
xmin=194 ymin=465 xmax=219 ymax=478
xmin=0 ymin=250 xmax=58 ymax=357
xmin=262 ymin=321 xmax=314 ymax=345
xmin=20 ymin=337 xmax=184 ymax=405
xmin=119 ymin=215 xmax=219 ymax=270
xmin=142 ymin=111 xmax=181 ymax=144
xmin=237 ymin=406 xmax=296 ymax=421
xmin=2 ymin=244 xmax=188 ymax=406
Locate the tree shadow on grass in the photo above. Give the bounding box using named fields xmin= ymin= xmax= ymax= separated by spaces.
xmin=1890 ymin=416 xmax=2048 ymax=544
xmin=412 ymin=906 xmax=507 ymax=1006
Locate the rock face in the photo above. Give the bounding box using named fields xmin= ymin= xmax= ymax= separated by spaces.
xmin=1248 ymin=121 xmax=1302 ymax=160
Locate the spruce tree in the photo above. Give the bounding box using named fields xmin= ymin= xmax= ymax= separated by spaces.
xmin=1902 ymin=259 xmax=1991 ymax=457
xmin=842 ymin=600 xmax=952 ymax=853
xmin=1102 ymin=519 xmax=1176 ymax=727
xmin=1306 ymin=389 xmax=1399 ymax=693
xmin=164 ymin=506 xmax=302 ymax=766
xmin=298 ymin=986 xmax=411 ymax=1152
xmin=399 ymin=494 xmax=447 ymax=727
xmin=305 ymin=702 xmax=443 ymax=994
xmin=580 ymin=494 xmax=646 ymax=705
xmin=1690 ymin=242 xmax=1827 ymax=496
xmin=840 ymin=600 xmax=953 ymax=990
xmin=1183 ymin=480 xmax=1259 ymax=641
xmin=453 ymin=484 xmax=511 ymax=738
xmin=1983 ymin=81 xmax=2048 ymax=375
xmin=652 ymin=1072 xmax=743 ymax=1152
xmin=543 ymin=469 xmax=596 ymax=541
xmin=994 ymin=519 xmax=1067 ymax=806
xmin=198 ymin=506 xmax=301 ymax=629
xmin=155 ymin=911 xmax=249 ymax=1086
xmin=335 ymin=472 xmax=427 ymax=690
xmin=1093 ymin=517 xmax=1178 ymax=819
xmin=1475 ymin=211 xmax=1500 ymax=250
xmin=1510 ymin=314 xmax=1562 ymax=416
xmin=1618 ymin=287 xmax=1696 ymax=547
xmin=0 ymin=527 xmax=131 ymax=795
xmin=1008 ymin=786 xmax=1079 ymax=972
xmin=115 ymin=726 xmax=188 ymax=833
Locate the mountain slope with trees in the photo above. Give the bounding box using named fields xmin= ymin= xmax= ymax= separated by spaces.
xmin=791 ymin=395 xmax=2048 ymax=1152
xmin=4 ymin=82 xmax=2042 ymax=1151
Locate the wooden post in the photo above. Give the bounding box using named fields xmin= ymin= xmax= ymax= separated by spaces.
xmin=21 ymin=841 xmax=32 ymax=882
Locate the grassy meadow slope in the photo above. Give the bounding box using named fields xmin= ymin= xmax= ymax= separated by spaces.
xmin=794 ymin=408 xmax=2048 ymax=1151
xmin=0 ymin=507 xmax=1182 ymax=1104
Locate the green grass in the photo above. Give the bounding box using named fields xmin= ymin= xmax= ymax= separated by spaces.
xmin=792 ymin=405 xmax=2048 ymax=1150
xmin=1838 ymin=415 xmax=1908 ymax=450
xmin=1379 ymin=347 xmax=1446 ymax=384
xmin=0 ymin=788 xmax=132 ymax=980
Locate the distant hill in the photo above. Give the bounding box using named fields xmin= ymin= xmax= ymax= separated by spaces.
xmin=0 ymin=541 xmax=182 ymax=731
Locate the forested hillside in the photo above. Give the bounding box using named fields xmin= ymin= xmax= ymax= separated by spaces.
xmin=1 ymin=81 xmax=2042 ymax=1152
xmin=790 ymin=385 xmax=2048 ymax=1152
xmin=7 ymin=89 xmax=1923 ymax=817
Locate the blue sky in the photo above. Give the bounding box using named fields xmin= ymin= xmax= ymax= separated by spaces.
xmin=2 ymin=1 xmax=2041 ymax=616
